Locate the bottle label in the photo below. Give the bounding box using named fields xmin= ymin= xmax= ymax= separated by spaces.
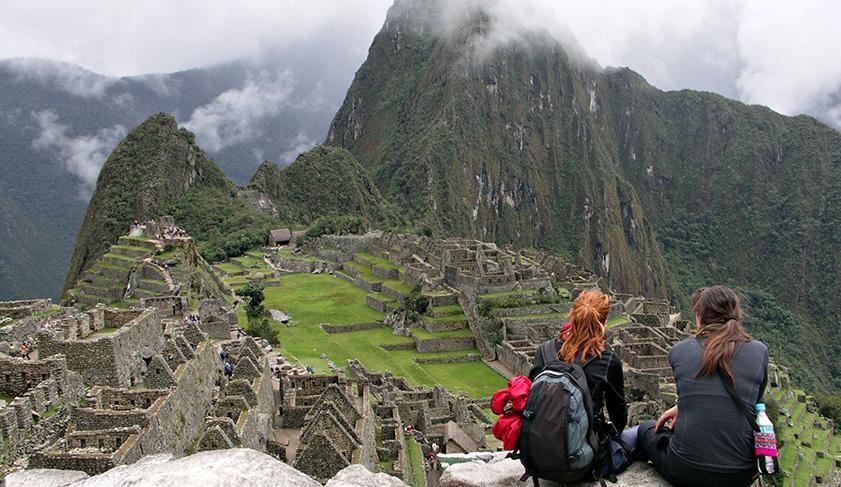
xmin=754 ymin=431 xmax=778 ymax=457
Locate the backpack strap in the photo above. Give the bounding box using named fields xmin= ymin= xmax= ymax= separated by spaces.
xmin=538 ymin=339 xmax=560 ymax=367
xmin=717 ymin=368 xmax=760 ymax=432
xmin=695 ymin=337 xmax=759 ymax=432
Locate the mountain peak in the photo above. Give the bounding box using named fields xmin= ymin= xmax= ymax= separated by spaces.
xmin=62 ymin=113 xmax=228 ymax=294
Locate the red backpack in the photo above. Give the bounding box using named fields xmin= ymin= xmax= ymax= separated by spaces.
xmin=491 ymin=375 xmax=532 ymax=450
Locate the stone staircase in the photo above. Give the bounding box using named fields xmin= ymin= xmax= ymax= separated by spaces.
xmin=70 ymin=236 xmax=167 ymax=309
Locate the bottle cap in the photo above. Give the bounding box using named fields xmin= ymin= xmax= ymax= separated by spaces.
xmin=756 ymin=403 xmax=766 ymax=411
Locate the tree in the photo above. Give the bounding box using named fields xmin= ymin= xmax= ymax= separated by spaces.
xmin=236 ymin=282 xmax=265 ymax=319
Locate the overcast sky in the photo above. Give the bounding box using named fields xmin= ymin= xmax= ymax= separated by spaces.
xmin=2 ymin=0 xmax=840 ymax=128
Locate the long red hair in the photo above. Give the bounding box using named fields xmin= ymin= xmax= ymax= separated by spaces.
xmin=560 ymin=290 xmax=609 ymax=363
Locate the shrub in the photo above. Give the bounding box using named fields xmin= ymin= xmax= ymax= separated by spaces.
xmin=301 ymin=215 xmax=366 ymax=243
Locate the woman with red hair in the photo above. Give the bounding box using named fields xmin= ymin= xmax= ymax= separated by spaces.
xmin=530 ymin=289 xmax=628 ymax=458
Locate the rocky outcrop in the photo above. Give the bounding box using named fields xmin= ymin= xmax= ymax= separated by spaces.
xmin=325 ymin=464 xmax=407 ymax=487
xmin=5 ymin=449 xmax=407 ymax=487
xmin=439 ymin=455 xmax=669 ymax=487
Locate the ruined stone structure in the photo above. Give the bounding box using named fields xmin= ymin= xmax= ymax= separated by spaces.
xmin=0 ymin=355 xmax=85 ymax=472
xmin=37 ymin=308 xmax=165 ymax=388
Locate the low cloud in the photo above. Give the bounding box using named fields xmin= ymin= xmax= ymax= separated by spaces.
xmin=5 ymin=58 xmax=115 ymax=98
xmin=31 ymin=110 xmax=125 ymax=197
xmin=279 ymin=132 xmax=318 ymax=164
xmin=183 ymin=70 xmax=295 ymax=152
xmin=442 ymin=0 xmax=841 ymax=129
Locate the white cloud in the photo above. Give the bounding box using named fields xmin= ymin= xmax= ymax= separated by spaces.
xmin=735 ymin=0 xmax=841 ymax=125
xmin=279 ymin=133 xmax=318 ymax=164
xmin=30 ymin=110 xmax=126 ymax=197
xmin=0 ymin=0 xmax=391 ymax=77
xmin=2 ymin=0 xmax=840 ymax=128
xmin=4 ymin=58 xmax=115 ymax=97
xmin=183 ymin=70 xmax=296 ymax=152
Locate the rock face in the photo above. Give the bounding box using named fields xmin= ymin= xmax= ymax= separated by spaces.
xmin=438 ymin=456 xmax=669 ymax=487
xmin=325 ymin=464 xmax=407 ymax=487
xmin=5 ymin=449 xmax=409 ymax=487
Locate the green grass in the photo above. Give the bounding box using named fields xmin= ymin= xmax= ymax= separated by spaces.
xmin=111 ymin=244 xmax=151 ymax=253
xmin=88 ymin=326 xmax=120 ymax=337
xmin=265 ymin=273 xmax=504 ymax=398
xmin=405 ymin=437 xmax=426 ymax=487
xmin=607 ymin=314 xmax=631 ymax=328
xmin=344 ymin=260 xmax=384 ymax=283
xmin=275 ymin=248 xmax=323 ymax=262
xmin=0 ymin=394 xmax=13 ymax=404
xmin=383 ymin=279 xmax=412 ymax=295
xmin=411 ymin=326 xmax=473 ymax=340
xmin=504 ymin=312 xmax=566 ymax=321
xmin=215 ymin=262 xmax=244 ymax=274
xmin=356 ymin=251 xmax=404 ymax=271
xmin=480 ymin=288 xmax=538 ymax=299
xmin=424 ymin=314 xmax=467 ymax=324
xmin=431 ymin=304 xmax=463 ymax=315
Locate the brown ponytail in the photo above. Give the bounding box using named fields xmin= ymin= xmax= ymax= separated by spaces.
xmin=691 ymin=286 xmax=751 ymax=384
xmin=560 ymin=290 xmax=609 ymax=363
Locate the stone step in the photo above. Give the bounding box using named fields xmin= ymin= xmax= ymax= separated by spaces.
xmin=111 ymin=245 xmax=152 ymax=258
xmin=79 ymin=282 xmax=125 ymax=300
xmin=117 ymin=236 xmax=158 ymax=252
xmin=422 ymin=315 xmax=468 ymax=333
xmin=94 ymin=263 xmax=132 ymax=280
xmin=429 ymin=305 xmax=463 ymax=318
xmin=101 ymin=253 xmax=136 ymax=268
xmin=75 ymin=293 xmax=117 ymax=307
xmin=136 ymin=278 xmax=170 ymax=293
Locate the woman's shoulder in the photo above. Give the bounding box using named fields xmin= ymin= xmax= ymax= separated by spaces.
xmin=741 ymin=339 xmax=769 ymax=356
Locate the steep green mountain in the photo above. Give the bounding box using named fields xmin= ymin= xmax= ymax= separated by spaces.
xmin=249 ymin=145 xmax=400 ymax=226
xmin=63 ymin=113 xmax=275 ymax=295
xmin=327 ymin=1 xmax=672 ymax=299
xmin=326 ymin=0 xmax=841 ymax=390
xmin=0 ymin=50 xmax=355 ymax=300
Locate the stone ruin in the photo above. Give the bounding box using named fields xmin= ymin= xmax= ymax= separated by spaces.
xmin=0 ymin=295 xmax=277 ymax=477
xmin=269 ymin=358 xmax=490 ymax=484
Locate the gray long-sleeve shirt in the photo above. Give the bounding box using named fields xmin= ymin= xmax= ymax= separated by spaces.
xmin=668 ymin=337 xmax=769 ymax=472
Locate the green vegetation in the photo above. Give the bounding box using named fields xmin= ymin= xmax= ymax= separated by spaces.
xmin=405 ymin=437 xmax=426 ymax=487
xmin=249 ymin=145 xmax=403 ymax=228
xmin=235 ymin=282 xmax=279 ymax=345
xmin=166 ymin=185 xmax=277 ymax=263
xmin=302 ymin=215 xmax=367 ymax=243
xmin=63 ymin=113 xmax=240 ymax=293
xmin=258 ymin=273 xmax=504 ymax=398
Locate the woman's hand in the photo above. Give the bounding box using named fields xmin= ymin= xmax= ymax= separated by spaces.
xmin=656 ymin=405 xmax=678 ymax=431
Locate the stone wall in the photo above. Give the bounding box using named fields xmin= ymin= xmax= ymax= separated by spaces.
xmin=321 ymin=322 xmax=384 ymax=334
xmin=38 ymin=308 xmax=165 ymax=388
xmin=0 ymin=299 xmax=51 ymax=320
xmin=0 ymin=355 xmax=67 ymax=397
xmin=125 ymin=341 xmax=218 ymax=460
xmin=413 ymin=335 xmax=475 ymax=353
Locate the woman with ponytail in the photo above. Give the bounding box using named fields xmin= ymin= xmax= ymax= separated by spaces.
xmin=529 ymin=289 xmax=628 ymax=446
xmin=634 ymin=285 xmax=768 ymax=487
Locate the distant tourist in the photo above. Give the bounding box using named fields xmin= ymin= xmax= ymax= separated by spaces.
xmin=19 ymin=343 xmax=30 ymax=360
xmin=224 ymin=361 xmax=234 ymax=379
xmin=524 ymin=289 xmax=628 ymax=482
xmin=630 ymin=286 xmax=768 ymax=487
xmin=236 ymin=329 xmax=242 ymax=339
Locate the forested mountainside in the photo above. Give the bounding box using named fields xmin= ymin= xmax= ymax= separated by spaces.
xmin=249 ymin=145 xmax=402 ymax=227
xmin=63 ymin=115 xmax=401 ymax=299
xmin=0 ymin=52 xmax=348 ymax=301
xmin=325 ymin=0 xmax=841 ymax=390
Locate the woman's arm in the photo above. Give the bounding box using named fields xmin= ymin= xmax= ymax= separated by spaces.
xmin=605 ymin=354 xmax=628 ymax=431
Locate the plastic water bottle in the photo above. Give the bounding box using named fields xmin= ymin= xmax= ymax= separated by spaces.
xmin=755 ymin=403 xmax=777 ymax=474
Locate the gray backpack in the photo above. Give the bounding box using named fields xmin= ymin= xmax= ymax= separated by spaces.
xmin=514 ymin=340 xmax=600 ymax=485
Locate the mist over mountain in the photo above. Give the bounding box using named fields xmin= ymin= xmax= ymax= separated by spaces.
xmin=0 ymin=39 xmax=361 ymax=300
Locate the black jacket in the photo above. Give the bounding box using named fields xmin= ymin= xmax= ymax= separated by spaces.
xmin=529 ymin=338 xmax=628 ymax=433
